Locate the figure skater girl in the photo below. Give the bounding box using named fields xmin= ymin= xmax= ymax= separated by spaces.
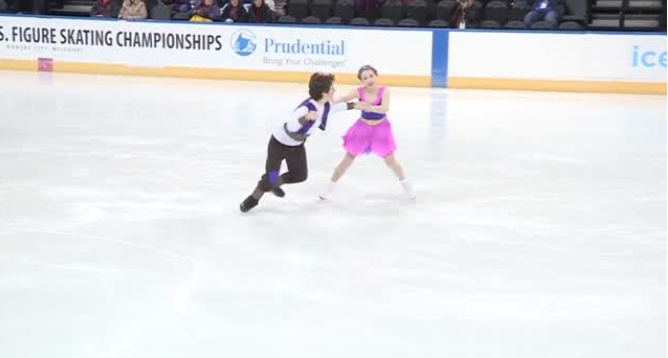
xmin=319 ymin=65 xmax=415 ymax=200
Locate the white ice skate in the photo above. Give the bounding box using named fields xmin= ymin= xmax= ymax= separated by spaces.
xmin=400 ymin=178 xmax=416 ymax=200
xmin=318 ymin=180 xmax=336 ymax=201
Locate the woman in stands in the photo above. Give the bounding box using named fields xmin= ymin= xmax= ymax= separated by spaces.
xmin=451 ymin=0 xmax=473 ymax=28
xmin=118 ymin=0 xmax=147 ymax=19
xmin=319 ymin=65 xmax=415 ymax=201
xmin=248 ymin=0 xmax=275 ymax=23
xmin=221 ymin=0 xmax=249 ymax=22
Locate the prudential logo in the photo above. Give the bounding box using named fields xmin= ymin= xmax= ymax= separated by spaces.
xmin=231 ymin=29 xmax=257 ymax=57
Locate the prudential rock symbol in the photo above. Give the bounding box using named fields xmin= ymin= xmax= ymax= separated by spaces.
xmin=231 ymin=29 xmax=257 ymax=56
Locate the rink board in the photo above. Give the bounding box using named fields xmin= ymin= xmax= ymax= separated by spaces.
xmin=447 ymin=31 xmax=667 ymax=94
xmin=0 ymin=15 xmax=433 ymax=87
xmin=0 ymin=14 xmax=665 ymax=94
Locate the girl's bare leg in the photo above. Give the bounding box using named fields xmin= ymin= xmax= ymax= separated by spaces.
xmin=383 ymin=153 xmax=406 ymax=179
xmin=332 ymin=153 xmax=356 ymax=182
xmin=319 ymin=153 xmax=356 ymax=200
xmin=384 ymin=153 xmax=415 ymax=199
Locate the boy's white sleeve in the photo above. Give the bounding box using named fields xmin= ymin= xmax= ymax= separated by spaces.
xmin=285 ymin=107 xmax=309 ymax=132
xmin=330 ymin=102 xmax=350 ymax=114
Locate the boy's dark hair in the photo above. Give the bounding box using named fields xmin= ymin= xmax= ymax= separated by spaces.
xmin=357 ymin=65 xmax=378 ymax=80
xmin=309 ymin=72 xmax=335 ymax=100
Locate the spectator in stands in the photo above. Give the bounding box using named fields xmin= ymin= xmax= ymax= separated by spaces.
xmin=190 ymin=0 xmax=221 ymax=21
xmin=451 ymin=0 xmax=473 ymax=28
xmin=524 ymin=0 xmax=564 ymax=28
xmin=248 ymin=0 xmax=275 ymax=22
xmin=254 ymin=0 xmax=274 ymax=11
xmin=178 ymin=0 xmax=190 ymax=12
xmin=221 ymin=0 xmax=249 ymax=22
xmin=118 ymin=0 xmax=148 ymax=18
xmin=90 ymin=0 xmax=120 ymax=17
xmin=173 ymin=0 xmax=194 ymax=19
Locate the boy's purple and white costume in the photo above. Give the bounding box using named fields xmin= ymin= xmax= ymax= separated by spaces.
xmin=257 ymin=99 xmax=350 ymax=192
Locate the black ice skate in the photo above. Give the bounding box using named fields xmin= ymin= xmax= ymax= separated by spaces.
xmin=271 ymin=187 xmax=285 ymax=198
xmin=240 ymin=196 xmax=259 ymax=213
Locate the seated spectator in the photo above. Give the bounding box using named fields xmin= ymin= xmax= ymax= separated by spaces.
xmin=118 ymin=0 xmax=147 ymax=18
xmin=248 ymin=0 xmax=275 ymax=23
xmin=173 ymin=0 xmax=194 ymax=19
xmin=221 ymin=0 xmax=249 ymax=22
xmin=451 ymin=0 xmax=473 ymax=28
xmin=524 ymin=0 xmax=564 ymax=28
xmin=90 ymin=0 xmax=120 ymax=17
xmin=190 ymin=0 xmax=221 ymax=21
xmin=159 ymin=0 xmax=175 ymax=10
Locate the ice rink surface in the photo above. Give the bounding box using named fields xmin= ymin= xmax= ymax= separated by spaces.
xmin=0 ymin=71 xmax=665 ymax=357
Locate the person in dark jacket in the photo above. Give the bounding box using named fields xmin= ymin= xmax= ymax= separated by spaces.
xmin=524 ymin=0 xmax=564 ymax=28
xmin=248 ymin=0 xmax=274 ymax=23
xmin=190 ymin=0 xmax=221 ymax=21
xmin=221 ymin=0 xmax=248 ymax=22
xmin=90 ymin=0 xmax=120 ymax=17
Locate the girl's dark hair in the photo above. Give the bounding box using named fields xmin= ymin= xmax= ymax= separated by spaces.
xmin=309 ymin=72 xmax=335 ymax=100
xmin=357 ymin=65 xmax=378 ymax=80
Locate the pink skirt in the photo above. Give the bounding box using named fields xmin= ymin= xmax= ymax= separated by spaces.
xmin=342 ymin=119 xmax=397 ymax=157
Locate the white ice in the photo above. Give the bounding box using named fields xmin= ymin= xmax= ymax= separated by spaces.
xmin=0 ymin=71 xmax=665 ymax=358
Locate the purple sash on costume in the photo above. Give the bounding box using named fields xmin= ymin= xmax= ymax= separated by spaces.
xmin=295 ymin=99 xmax=330 ymax=135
